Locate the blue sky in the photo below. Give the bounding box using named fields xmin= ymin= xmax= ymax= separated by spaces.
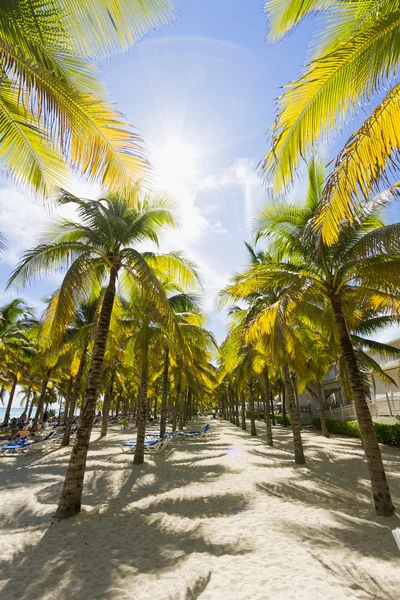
xmin=1 ymin=0 xmax=398 ymax=349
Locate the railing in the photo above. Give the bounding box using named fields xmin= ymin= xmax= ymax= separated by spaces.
xmin=313 ymin=394 xmax=400 ymax=421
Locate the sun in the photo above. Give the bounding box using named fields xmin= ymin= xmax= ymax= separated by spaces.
xmin=152 ymin=140 xmax=198 ymax=191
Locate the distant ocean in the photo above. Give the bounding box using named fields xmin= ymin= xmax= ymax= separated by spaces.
xmin=0 ymin=407 xmax=26 ymax=421
xmin=0 ymin=406 xmax=71 ymax=422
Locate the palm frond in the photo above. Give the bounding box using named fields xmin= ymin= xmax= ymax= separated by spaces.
xmin=265 ymin=0 xmax=337 ymax=42
xmin=317 ymin=83 xmax=400 ymax=243
xmin=263 ymin=7 xmax=400 ymax=189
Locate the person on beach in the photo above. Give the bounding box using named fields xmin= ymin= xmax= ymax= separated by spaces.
xmin=29 ymin=420 xmax=41 ymax=435
xmin=8 ymin=424 xmax=30 ymax=443
xmin=20 ymin=411 xmax=27 ymax=423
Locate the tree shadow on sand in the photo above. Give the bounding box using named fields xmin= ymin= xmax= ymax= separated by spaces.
xmin=310 ymin=555 xmax=399 ymax=600
xmin=0 ymin=434 xmax=252 ymax=600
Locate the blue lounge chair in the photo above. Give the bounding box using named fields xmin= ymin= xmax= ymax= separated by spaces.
xmin=0 ymin=438 xmax=31 ymax=455
xmin=121 ymin=435 xmax=171 ymax=455
xmin=177 ymin=423 xmax=211 ymax=439
xmin=0 ymin=431 xmax=59 ymax=456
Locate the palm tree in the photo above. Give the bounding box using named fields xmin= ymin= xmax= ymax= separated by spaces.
xmin=0 ymin=0 xmax=176 ymax=197
xmin=122 ymin=272 xmax=210 ymax=464
xmin=8 ymin=190 xmax=184 ymax=519
xmin=263 ymin=0 xmax=400 ymax=243
xmin=0 ymin=299 xmax=35 ymax=425
xmin=251 ymin=159 xmax=400 ymax=516
xmin=158 ymin=291 xmax=211 ymax=437
xmin=219 ymin=308 xmax=260 ymax=438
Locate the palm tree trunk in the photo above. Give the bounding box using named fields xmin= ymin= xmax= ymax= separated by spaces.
xmin=3 ymin=375 xmax=17 ymax=425
xmin=263 ymin=367 xmax=273 ymax=446
xmin=172 ymin=375 xmax=181 ymax=432
xmin=248 ymin=379 xmax=257 ymax=436
xmin=229 ymin=389 xmax=235 ymax=424
xmin=283 ymin=365 xmax=305 ymax=464
xmin=136 ymin=389 xmax=141 ymax=426
xmin=28 ymin=393 xmax=35 ymax=420
xmin=235 ymin=391 xmax=240 ymax=426
xmin=187 ymin=389 xmax=192 ymax=421
xmin=63 ymin=377 xmax=74 ymax=424
xmin=282 ymin=381 xmax=287 ymax=427
xmin=35 ymin=372 xmax=50 ymax=424
xmin=62 ymin=346 xmax=88 ymax=447
xmin=241 ymin=391 xmax=246 ymax=430
xmin=331 ymin=294 xmax=394 ymax=516
xmin=134 ymin=330 xmax=149 ymax=465
xmin=291 ymin=374 xmax=302 ymax=422
xmin=182 ymin=388 xmax=188 ymax=426
xmin=178 ymin=385 xmax=185 ymax=431
xmin=115 ymin=394 xmax=121 ymax=418
xmin=270 ymin=392 xmax=276 ymax=426
xmin=55 ymin=265 xmax=118 ymax=520
xmin=160 ymin=347 xmax=169 ymax=437
xmin=316 ymin=380 xmax=330 ymax=438
xmin=24 ymin=385 xmax=32 ymax=413
xmin=101 ymin=370 xmax=115 ymax=437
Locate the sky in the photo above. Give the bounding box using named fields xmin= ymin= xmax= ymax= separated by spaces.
xmin=1 ymin=0 xmax=399 ymax=352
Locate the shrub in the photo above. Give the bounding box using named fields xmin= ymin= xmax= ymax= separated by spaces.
xmin=245 ymin=410 xmax=265 ymax=419
xmin=273 ymin=413 xmax=291 ymax=426
xmin=373 ymin=422 xmax=400 ymax=446
xmin=312 ymin=417 xmax=400 ymax=447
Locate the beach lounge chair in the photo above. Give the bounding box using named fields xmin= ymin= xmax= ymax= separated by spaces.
xmin=0 ymin=438 xmax=31 ymax=455
xmin=121 ymin=435 xmax=171 ymax=455
xmin=177 ymin=423 xmax=211 ymax=439
xmin=0 ymin=431 xmax=59 ymax=456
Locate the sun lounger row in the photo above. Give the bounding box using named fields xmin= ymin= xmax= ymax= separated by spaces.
xmin=120 ymin=424 xmax=211 ymax=454
xmin=0 ymin=427 xmax=76 ymax=456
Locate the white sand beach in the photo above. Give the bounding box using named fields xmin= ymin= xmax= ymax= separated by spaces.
xmin=1 ymin=422 xmax=400 ymax=600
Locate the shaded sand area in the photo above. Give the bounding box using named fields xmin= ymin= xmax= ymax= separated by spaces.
xmin=1 ymin=422 xmax=400 ymax=600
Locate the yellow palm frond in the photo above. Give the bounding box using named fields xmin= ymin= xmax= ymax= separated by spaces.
xmin=1 ymin=0 xmax=177 ymax=59
xmin=0 ymin=40 xmax=148 ymax=197
xmin=56 ymin=0 xmax=177 ymax=58
xmin=265 ymin=0 xmax=335 ymax=42
xmin=263 ymin=7 xmax=400 ymax=189
xmin=317 ymin=83 xmax=400 ymax=243
xmin=0 ymin=82 xmax=69 ymax=194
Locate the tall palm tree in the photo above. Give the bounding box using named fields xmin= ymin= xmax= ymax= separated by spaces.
xmin=0 ymin=0 xmax=176 ymax=196
xmin=122 ymin=272 xmax=208 ymax=464
xmin=8 ymin=190 xmax=183 ymax=519
xmin=158 ymin=291 xmax=209 ymax=437
xmin=250 ymin=159 xmax=400 ymax=516
xmin=0 ymin=299 xmax=35 ymax=424
xmin=263 ymin=0 xmax=400 ymax=243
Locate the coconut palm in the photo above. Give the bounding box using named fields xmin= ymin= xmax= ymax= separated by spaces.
xmin=219 ymin=308 xmax=260 ymax=438
xmin=263 ymin=0 xmax=400 ymax=243
xmin=158 ymin=291 xmax=212 ymax=437
xmin=0 ymin=0 xmax=176 ymax=196
xmin=7 ymin=190 xmax=187 ymax=519
xmin=0 ymin=299 xmax=35 ymax=424
xmin=122 ymin=272 xmax=214 ymax=464
xmin=250 ymin=160 xmax=400 ymax=516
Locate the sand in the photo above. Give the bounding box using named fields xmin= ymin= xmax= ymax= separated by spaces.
xmin=0 ymin=420 xmax=399 ymax=600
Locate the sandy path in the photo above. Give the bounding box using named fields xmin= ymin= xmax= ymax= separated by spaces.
xmin=0 ymin=421 xmax=399 ymax=600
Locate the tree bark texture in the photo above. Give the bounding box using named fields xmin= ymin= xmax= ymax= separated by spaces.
xmin=55 ymin=266 xmax=118 ymax=519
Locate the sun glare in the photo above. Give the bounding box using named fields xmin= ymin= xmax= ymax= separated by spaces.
xmin=152 ymin=140 xmax=198 ymax=191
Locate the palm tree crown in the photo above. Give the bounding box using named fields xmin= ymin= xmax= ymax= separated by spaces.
xmin=263 ymin=0 xmax=400 ymax=243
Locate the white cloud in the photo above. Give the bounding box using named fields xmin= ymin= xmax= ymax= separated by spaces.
xmin=196 ymin=157 xmax=266 ymax=232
